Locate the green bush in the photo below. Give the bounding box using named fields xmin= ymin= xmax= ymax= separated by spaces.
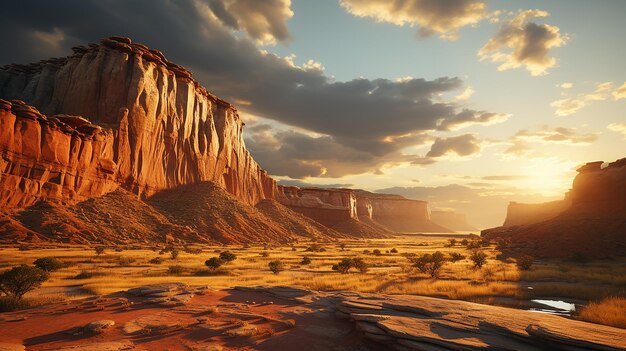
xmin=0 ymin=265 xmax=49 ymax=300
xmin=33 ymin=257 xmax=65 ymax=272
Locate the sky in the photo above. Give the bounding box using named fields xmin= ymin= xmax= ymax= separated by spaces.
xmin=1 ymin=0 xmax=625 ymax=228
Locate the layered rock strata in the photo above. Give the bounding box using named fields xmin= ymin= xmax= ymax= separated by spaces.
xmin=0 ymin=37 xmax=275 ymax=207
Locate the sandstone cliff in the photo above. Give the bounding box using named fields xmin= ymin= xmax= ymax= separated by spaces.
xmin=0 ymin=37 xmax=275 ymax=208
xmin=482 ymin=158 xmax=626 ymax=258
xmin=276 ymin=186 xmax=451 ymax=235
xmin=502 ymin=199 xmax=571 ymax=227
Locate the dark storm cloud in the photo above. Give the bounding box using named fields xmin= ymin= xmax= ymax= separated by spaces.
xmin=0 ymin=0 xmax=506 ymax=178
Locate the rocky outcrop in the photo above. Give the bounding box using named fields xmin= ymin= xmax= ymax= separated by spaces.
xmin=0 ymin=37 xmax=276 ymax=208
xmin=275 ymin=186 xmax=451 ymax=235
xmin=430 ymin=210 xmax=478 ymax=232
xmin=482 ymin=158 xmax=626 ymax=258
xmin=502 ymin=199 xmax=571 ymax=227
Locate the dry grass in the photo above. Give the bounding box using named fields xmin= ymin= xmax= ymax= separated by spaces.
xmin=1 ymin=235 xmax=624 ymax=316
xmin=579 ymin=297 xmax=626 ymax=329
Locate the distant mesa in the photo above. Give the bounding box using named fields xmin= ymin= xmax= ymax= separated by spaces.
xmin=430 ymin=210 xmax=478 ymax=232
xmin=0 ymin=36 xmax=452 ymax=243
xmin=483 ymin=158 xmax=626 ymax=258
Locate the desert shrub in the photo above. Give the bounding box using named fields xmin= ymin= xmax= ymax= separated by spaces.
xmin=114 ymin=248 xmax=124 ymax=252
xmin=331 ymin=264 xmax=339 ymax=271
xmin=291 ymin=246 xmax=297 ymax=251
xmin=411 ymin=252 xmax=447 ymax=278
xmin=480 ymin=238 xmax=491 ymax=247
xmin=306 ymin=244 xmax=325 ymax=252
xmin=466 ymin=241 xmax=481 ymax=249
xmin=448 ymin=252 xmax=465 ymax=262
xmin=470 ymin=250 xmax=488 ymax=269
xmin=372 ymin=249 xmax=382 ymax=256
xmin=363 ymin=250 xmax=371 ymax=254
xmin=268 ymin=260 xmax=285 ymax=274
xmin=516 ymin=255 xmax=535 ymax=271
xmin=579 ymin=297 xmax=626 ymax=329
xmin=170 ymin=249 xmax=180 ymax=260
xmin=390 ymin=248 xmax=398 ymax=254
xmin=94 ymin=246 xmax=106 ymax=256
xmin=184 ymin=247 xmax=203 ymax=255
xmin=205 ymin=257 xmax=223 ymax=271
xmin=339 ymin=243 xmax=346 ymax=251
xmin=168 ymin=265 xmax=185 ymax=275
xmin=219 ymin=251 xmax=237 ymax=263
xmin=260 ymin=251 xmax=270 ymax=257
xmin=33 ymin=257 xmax=64 ymax=272
xmin=117 ymin=257 xmax=136 ymax=267
xmin=0 ymin=265 xmax=49 ymax=300
xmin=300 ymin=256 xmax=312 ymax=265
xmin=448 ymin=239 xmax=457 ymax=246
xmin=149 ymin=257 xmax=165 ymax=264
xmin=460 ymin=239 xmax=469 ymax=246
xmin=335 ymin=258 xmax=368 ymax=274
xmin=336 ymin=258 xmax=352 ymax=274
xmin=72 ymin=271 xmax=95 ymax=279
xmin=351 ymin=258 xmax=368 ymax=273
xmin=481 ymin=266 xmax=495 ymax=281
xmin=0 ymin=296 xmax=33 ymax=312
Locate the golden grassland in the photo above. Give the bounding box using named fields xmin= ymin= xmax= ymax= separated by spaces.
xmin=579 ymin=297 xmax=626 ymax=329
xmin=1 ymin=235 xmax=625 ymax=327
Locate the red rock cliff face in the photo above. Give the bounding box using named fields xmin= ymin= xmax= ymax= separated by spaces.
xmin=276 ymin=186 xmax=451 ymax=233
xmin=0 ymin=37 xmax=276 ymax=207
xmin=277 ymin=186 xmax=356 ymax=227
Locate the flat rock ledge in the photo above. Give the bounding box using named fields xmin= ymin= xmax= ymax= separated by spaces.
xmin=125 ymin=283 xmax=208 ymax=306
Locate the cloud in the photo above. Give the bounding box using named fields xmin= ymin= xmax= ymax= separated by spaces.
xmin=426 ymin=134 xmax=482 ymax=158
xmin=614 ymin=82 xmax=626 ymax=100
xmin=455 ymin=86 xmax=475 ymax=100
xmin=0 ymin=0 xmax=507 ymax=180
xmin=608 ymin=123 xmax=626 ymax=139
xmin=559 ymin=82 xmax=573 ymax=89
xmin=514 ymin=127 xmax=598 ymax=145
xmin=551 ymin=82 xmax=613 ymax=116
xmin=482 ymin=175 xmax=527 ymax=181
xmin=502 ymin=140 xmax=544 ymax=158
xmin=478 ymin=10 xmax=567 ymax=76
xmin=339 ymin=0 xmax=488 ymax=40
xmin=245 ymin=122 xmax=433 ymax=178
xmin=207 ymin=0 xmax=293 ymax=45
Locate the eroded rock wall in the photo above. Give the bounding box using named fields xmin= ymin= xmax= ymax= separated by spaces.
xmin=0 ymin=37 xmax=276 ymax=207
xmin=502 ymin=199 xmax=571 ymax=227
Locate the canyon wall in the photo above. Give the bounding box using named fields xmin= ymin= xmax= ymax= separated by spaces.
xmin=502 ymin=199 xmax=571 ymax=227
xmin=276 ymin=186 xmax=451 ymax=233
xmin=482 ymin=158 xmax=626 ymax=258
xmin=0 ymin=37 xmax=276 ymax=207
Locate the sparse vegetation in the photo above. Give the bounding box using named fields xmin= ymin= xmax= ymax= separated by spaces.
xmin=94 ymin=246 xmax=106 ymax=256
xmin=170 ymin=249 xmax=180 ymax=260
xmin=334 ymin=258 xmax=368 ymax=274
xmin=0 ymin=265 xmax=49 ymax=300
xmin=268 ymin=260 xmax=285 ymax=274
xmin=411 ymin=252 xmax=447 ymax=278
xmin=205 ymin=257 xmax=223 ymax=271
xmin=448 ymin=252 xmax=465 ymax=262
xmin=219 ymin=251 xmax=237 ymax=263
xmin=149 ymin=257 xmax=165 ymax=264
xmin=33 ymin=257 xmax=65 ymax=272
xmin=300 ymin=256 xmax=312 ymax=265
xmin=168 ymin=265 xmax=185 ymax=275
xmin=579 ymin=297 xmax=626 ymax=329
xmin=516 ymin=255 xmax=535 ymax=271
xmin=373 ymin=249 xmax=382 ymax=256
xmin=390 ymin=248 xmax=398 ymax=253
xmin=470 ymin=250 xmax=488 ymax=269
